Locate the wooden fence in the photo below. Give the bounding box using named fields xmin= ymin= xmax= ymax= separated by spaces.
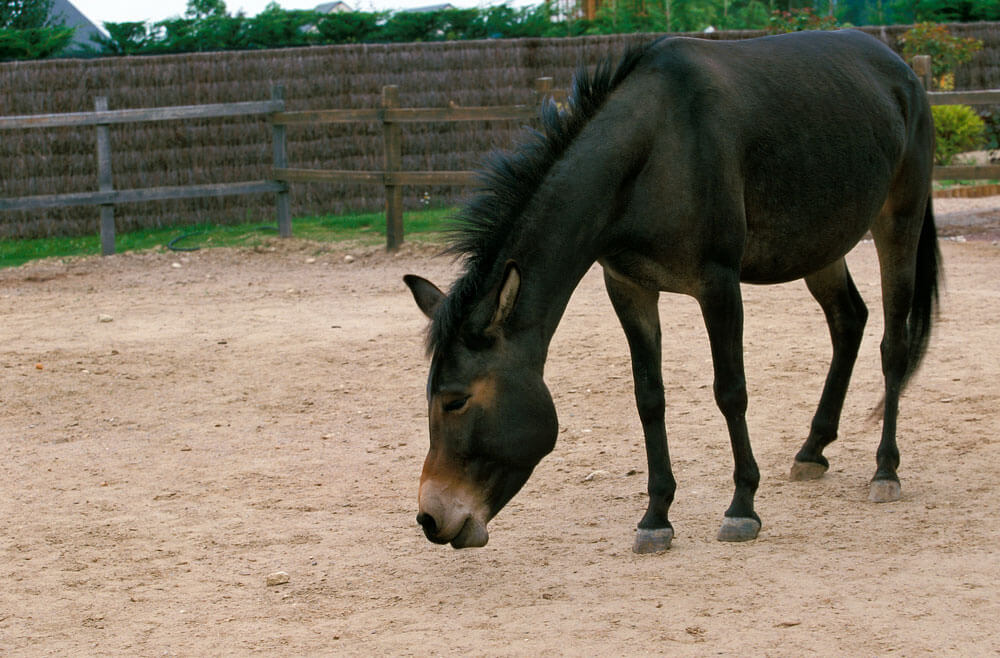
xmin=2 ymin=58 xmax=1000 ymax=255
xmin=0 ymin=89 xmax=289 ymax=255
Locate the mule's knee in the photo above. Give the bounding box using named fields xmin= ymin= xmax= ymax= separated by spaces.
xmin=713 ymin=379 xmax=748 ymax=419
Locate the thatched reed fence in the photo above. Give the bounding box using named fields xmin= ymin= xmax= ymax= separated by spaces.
xmin=3 ymin=23 xmax=1000 ymax=241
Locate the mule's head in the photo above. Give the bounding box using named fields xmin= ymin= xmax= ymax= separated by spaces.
xmin=404 ymin=264 xmax=558 ymax=548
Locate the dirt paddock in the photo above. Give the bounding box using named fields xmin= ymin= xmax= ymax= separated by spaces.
xmin=1 ymin=231 xmax=999 ymax=655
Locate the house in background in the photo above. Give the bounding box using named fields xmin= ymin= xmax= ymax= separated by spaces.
xmin=401 ymin=3 xmax=457 ymax=11
xmin=315 ymin=1 xmax=354 ymax=13
xmin=50 ymin=0 xmax=105 ymax=54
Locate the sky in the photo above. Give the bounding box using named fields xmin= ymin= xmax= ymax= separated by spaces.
xmin=70 ymin=0 xmax=502 ymax=27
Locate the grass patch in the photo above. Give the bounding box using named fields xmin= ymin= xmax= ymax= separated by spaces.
xmin=0 ymin=207 xmax=457 ymax=269
xmin=934 ymin=178 xmax=1000 ymax=189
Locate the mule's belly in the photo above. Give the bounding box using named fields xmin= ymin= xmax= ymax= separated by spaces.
xmin=603 ymin=221 xmax=870 ymax=293
xmin=738 ymin=218 xmax=873 ymax=284
xmin=737 ymin=169 xmax=890 ymax=284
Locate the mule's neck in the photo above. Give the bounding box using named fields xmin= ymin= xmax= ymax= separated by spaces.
xmin=500 ymin=114 xmax=651 ymax=359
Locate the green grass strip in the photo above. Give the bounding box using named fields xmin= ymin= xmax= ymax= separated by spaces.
xmin=1 ymin=207 xmax=457 ymax=269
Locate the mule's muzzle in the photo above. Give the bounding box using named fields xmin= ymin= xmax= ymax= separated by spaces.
xmin=415 ymin=509 xmax=489 ymax=548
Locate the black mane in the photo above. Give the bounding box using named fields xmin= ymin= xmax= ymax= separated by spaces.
xmin=427 ymin=39 xmax=661 ymax=355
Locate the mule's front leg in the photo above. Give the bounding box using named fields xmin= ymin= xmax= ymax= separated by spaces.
xmin=698 ymin=271 xmax=761 ymax=542
xmin=604 ymin=271 xmax=676 ymax=553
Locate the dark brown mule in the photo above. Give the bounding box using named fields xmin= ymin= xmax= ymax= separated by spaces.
xmin=405 ymin=30 xmax=939 ymax=553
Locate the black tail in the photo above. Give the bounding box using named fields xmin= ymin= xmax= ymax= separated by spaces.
xmin=902 ymin=198 xmax=941 ymax=390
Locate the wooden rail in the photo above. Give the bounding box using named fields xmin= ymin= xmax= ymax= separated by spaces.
xmin=0 ymin=100 xmax=284 ymax=130
xmin=271 ymin=104 xmax=540 ymax=125
xmin=0 ymin=90 xmax=289 ymax=255
xmin=0 ymin=181 xmax=287 ymax=211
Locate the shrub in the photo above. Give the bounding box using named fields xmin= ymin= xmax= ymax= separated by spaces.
xmin=932 ymin=105 xmax=986 ymax=165
xmin=899 ymin=22 xmax=982 ymax=90
xmin=766 ymin=7 xmax=842 ymax=33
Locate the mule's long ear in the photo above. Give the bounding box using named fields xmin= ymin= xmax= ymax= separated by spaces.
xmin=488 ymin=261 xmax=521 ymax=332
xmin=404 ymin=274 xmax=445 ymax=320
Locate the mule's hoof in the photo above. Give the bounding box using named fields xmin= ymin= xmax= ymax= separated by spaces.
xmin=790 ymin=460 xmax=828 ymax=481
xmin=633 ymin=527 xmax=673 ymax=554
xmin=717 ymin=517 xmax=761 ymax=542
xmin=868 ymin=479 xmax=901 ymax=503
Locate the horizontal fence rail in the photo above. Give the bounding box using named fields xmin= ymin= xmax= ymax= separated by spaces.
xmin=0 ymin=100 xmax=285 ymax=131
xmin=271 ymin=104 xmax=540 ymax=125
xmin=274 ymin=168 xmax=479 ymax=187
xmin=0 ymin=181 xmax=287 ymax=211
xmin=927 ymin=90 xmax=1000 ymax=106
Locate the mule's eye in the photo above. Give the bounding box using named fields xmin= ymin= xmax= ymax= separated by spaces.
xmin=443 ymin=396 xmax=470 ymax=413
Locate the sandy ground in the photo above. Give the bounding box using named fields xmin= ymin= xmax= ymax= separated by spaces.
xmin=1 ymin=217 xmax=999 ymax=655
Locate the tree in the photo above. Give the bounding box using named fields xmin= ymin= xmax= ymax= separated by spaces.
xmin=243 ymin=5 xmax=316 ymax=50
xmin=315 ymin=11 xmax=382 ymax=44
xmin=0 ymin=0 xmax=75 ymax=60
xmin=895 ymin=0 xmax=1000 ymax=22
xmin=93 ymin=21 xmax=155 ymax=55
xmin=1 ymin=0 xmax=53 ymax=29
xmin=185 ymin=0 xmax=228 ymax=20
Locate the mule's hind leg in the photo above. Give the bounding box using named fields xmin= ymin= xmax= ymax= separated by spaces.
xmin=868 ymin=199 xmax=939 ymax=503
xmin=868 ymin=256 xmax=914 ymax=502
xmin=791 ymin=258 xmax=868 ymax=481
xmin=604 ymin=271 xmax=676 ymax=553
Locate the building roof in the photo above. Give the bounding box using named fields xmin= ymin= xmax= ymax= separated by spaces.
xmin=400 ymin=3 xmax=457 ymax=12
xmin=315 ymin=1 xmax=354 ymax=13
xmin=50 ymin=0 xmax=105 ymax=54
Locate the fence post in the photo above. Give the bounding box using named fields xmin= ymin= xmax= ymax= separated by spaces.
xmin=271 ymin=84 xmax=292 ymax=238
xmin=95 ymin=97 xmax=115 ymax=256
xmin=912 ymin=55 xmax=933 ymax=90
xmin=382 ymin=85 xmax=403 ymax=251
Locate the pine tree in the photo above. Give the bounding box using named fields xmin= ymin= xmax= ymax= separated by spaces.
xmin=0 ymin=0 xmax=75 ymax=60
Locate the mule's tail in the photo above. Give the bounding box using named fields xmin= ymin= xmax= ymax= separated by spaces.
xmin=903 ymin=197 xmax=941 ymax=390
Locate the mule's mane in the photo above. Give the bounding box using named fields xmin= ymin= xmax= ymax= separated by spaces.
xmin=427 ymin=39 xmax=660 ymax=354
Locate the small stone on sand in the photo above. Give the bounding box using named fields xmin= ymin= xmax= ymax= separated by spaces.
xmin=266 ymin=571 xmax=290 ymax=586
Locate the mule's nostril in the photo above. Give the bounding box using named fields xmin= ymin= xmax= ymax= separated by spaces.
xmin=416 ymin=512 xmax=439 ymax=536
